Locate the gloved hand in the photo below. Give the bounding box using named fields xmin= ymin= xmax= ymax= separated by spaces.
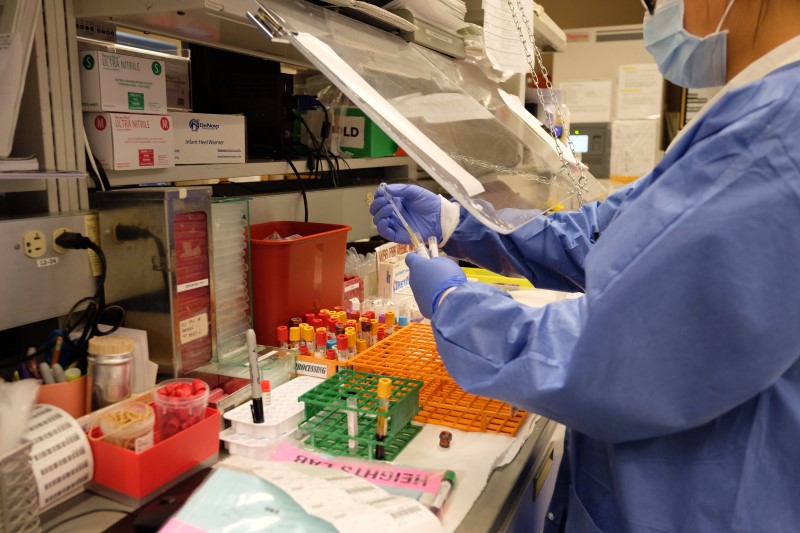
xmin=370 ymin=184 xmax=460 ymax=245
xmin=405 ymin=253 xmax=467 ymax=319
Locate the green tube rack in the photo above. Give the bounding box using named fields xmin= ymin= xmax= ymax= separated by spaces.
xmin=298 ymin=369 xmax=424 ymax=461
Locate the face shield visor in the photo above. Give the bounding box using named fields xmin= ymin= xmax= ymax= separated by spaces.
xmin=249 ymin=0 xmax=605 ymax=234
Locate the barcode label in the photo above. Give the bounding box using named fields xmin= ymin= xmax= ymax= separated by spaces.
xmin=40 ymin=447 xmax=87 ymax=476
xmin=43 ymin=471 xmax=91 ymax=505
xmin=44 ymin=459 xmax=89 ymax=490
xmin=33 ymin=432 xmax=80 ymax=460
xmin=390 ymin=504 xmax=423 ymax=519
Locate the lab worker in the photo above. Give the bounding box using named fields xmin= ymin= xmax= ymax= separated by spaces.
xmin=370 ymin=0 xmax=800 ymax=531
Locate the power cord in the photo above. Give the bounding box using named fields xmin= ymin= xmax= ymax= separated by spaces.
xmin=1 ymin=231 xmax=120 ymax=371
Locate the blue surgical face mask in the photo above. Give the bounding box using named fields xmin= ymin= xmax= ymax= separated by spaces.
xmin=643 ymin=0 xmax=736 ymax=88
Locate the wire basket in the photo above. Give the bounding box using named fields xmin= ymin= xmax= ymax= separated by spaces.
xmin=348 ymin=323 xmax=528 ymax=436
xmin=298 ymin=369 xmax=424 ymax=461
xmin=0 ymin=440 xmax=40 ymax=533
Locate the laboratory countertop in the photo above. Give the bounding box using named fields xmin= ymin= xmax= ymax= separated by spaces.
xmin=39 ymin=417 xmax=557 ymax=533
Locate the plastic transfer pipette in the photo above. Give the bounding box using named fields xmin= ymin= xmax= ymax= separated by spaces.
xmin=379 ymin=183 xmax=430 ymax=258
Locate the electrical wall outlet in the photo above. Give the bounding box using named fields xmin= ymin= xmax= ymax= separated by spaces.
xmin=2 ymin=214 xmax=97 ymax=330
xmin=52 ymin=227 xmax=71 ymax=254
xmin=23 ymin=230 xmax=47 ymax=258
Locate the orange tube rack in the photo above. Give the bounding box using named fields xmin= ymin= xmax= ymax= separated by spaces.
xmin=348 ymin=323 xmax=527 ymax=436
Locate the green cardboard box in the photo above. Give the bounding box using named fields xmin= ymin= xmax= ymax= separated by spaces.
xmin=338 ymin=107 xmax=398 ymax=158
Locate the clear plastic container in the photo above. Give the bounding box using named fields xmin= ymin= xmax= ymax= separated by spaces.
xmin=154 ymin=378 xmax=209 ymax=440
xmin=223 ymin=376 xmax=321 ymax=438
xmin=99 ymin=402 xmax=155 ymax=453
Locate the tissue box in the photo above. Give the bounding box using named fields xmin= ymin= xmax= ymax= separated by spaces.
xmin=172 ymin=112 xmax=246 ymax=164
xmin=84 ymin=112 xmax=174 ymax=170
xmin=80 ymin=51 xmax=167 ymax=114
xmin=376 ymin=241 xmax=413 ymax=299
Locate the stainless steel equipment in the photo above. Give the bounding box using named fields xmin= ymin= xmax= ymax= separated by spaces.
xmin=96 ymin=187 xmax=215 ymax=376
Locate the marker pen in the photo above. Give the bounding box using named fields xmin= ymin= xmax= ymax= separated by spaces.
xmin=246 ymin=329 xmax=264 ymax=424
xmin=429 ymin=470 xmax=456 ymax=517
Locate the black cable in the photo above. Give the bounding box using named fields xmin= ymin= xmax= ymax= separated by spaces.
xmin=294 ymin=113 xmax=338 ymax=188
xmin=286 ymin=159 xmax=309 ymax=223
xmin=42 ymin=508 xmax=129 ymax=533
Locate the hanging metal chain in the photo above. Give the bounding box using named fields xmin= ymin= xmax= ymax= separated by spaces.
xmin=505 ymin=0 xmax=588 ymax=203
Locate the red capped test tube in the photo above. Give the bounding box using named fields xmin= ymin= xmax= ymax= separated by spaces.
xmin=276 ymin=325 xmax=288 ymax=349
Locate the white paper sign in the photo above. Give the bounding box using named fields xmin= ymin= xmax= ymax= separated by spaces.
xmin=617 ymin=64 xmax=663 ymax=120
xmin=560 ymin=80 xmax=612 ymax=123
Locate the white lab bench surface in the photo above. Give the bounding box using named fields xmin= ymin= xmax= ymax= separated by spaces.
xmin=39 ymin=416 xmax=560 ymax=533
xmin=39 ymin=288 xmax=569 ymax=532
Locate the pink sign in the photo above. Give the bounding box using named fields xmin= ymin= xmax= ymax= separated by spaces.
xmin=270 ymin=442 xmax=444 ymax=493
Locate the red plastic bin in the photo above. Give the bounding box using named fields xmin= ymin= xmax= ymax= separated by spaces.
xmin=88 ymin=406 xmax=220 ymax=506
xmin=250 ymin=221 xmax=351 ymax=346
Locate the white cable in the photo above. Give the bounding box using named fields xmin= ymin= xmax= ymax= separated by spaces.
xmin=83 ymin=128 xmax=104 ymax=191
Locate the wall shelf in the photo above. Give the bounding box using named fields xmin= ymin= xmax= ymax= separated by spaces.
xmin=104 ymin=156 xmax=415 ymax=186
xmin=73 ymin=0 xmax=312 ymax=67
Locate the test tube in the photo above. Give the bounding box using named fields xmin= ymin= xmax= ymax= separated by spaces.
xmin=359 ymin=318 xmax=370 ymax=342
xmin=328 ymin=317 xmax=338 ymax=340
xmin=301 ymin=325 xmax=314 ymax=350
xmin=427 ymin=235 xmax=439 ymax=258
xmin=377 ymin=325 xmax=386 ymax=343
xmin=315 ymin=328 xmax=328 ymax=358
xmin=347 ymin=330 xmax=357 ymax=358
xmin=380 ymin=183 xmax=430 ymax=258
xmin=370 ymin=318 xmax=379 ymax=346
xmin=375 ymin=378 xmax=392 ymax=460
xmin=326 ymin=349 xmax=337 ymax=361
xmin=276 ymin=325 xmax=288 ymax=349
xmin=356 ymin=339 xmax=367 ymax=353
xmin=385 ymin=311 xmax=395 ymax=335
xmin=337 ymin=334 xmax=348 ymax=362
xmin=346 ymin=395 xmax=358 ymax=455
xmin=288 ymin=327 xmax=300 ymax=351
xmin=362 ymin=321 xmax=372 ymax=347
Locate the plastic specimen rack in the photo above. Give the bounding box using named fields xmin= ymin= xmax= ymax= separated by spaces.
xmin=298 ymin=370 xmax=424 ymax=461
xmin=348 ymin=323 xmax=527 ymax=436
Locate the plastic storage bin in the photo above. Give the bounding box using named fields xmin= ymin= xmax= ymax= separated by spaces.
xmin=88 ymin=406 xmax=220 ymax=506
xmin=250 ymin=221 xmax=351 ymax=346
xmin=223 ymin=375 xmax=321 ymax=438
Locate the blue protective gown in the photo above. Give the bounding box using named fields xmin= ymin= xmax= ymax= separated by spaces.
xmin=436 ymin=60 xmax=800 ymax=532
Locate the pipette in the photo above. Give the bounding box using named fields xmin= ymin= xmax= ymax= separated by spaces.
xmin=379 ymin=183 xmax=430 ymax=258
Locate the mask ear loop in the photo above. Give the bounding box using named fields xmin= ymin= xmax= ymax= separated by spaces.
xmin=716 ymin=0 xmax=737 ymax=32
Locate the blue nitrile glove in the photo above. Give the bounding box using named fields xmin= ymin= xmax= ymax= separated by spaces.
xmin=405 ymin=253 xmax=467 ymax=319
xmin=369 ymin=184 xmax=460 ymax=245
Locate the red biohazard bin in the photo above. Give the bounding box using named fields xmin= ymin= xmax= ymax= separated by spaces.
xmin=250 ymin=221 xmax=351 ymax=346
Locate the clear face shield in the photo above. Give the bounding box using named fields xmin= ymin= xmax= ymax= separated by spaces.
xmin=249 ymin=0 xmax=605 ymax=234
